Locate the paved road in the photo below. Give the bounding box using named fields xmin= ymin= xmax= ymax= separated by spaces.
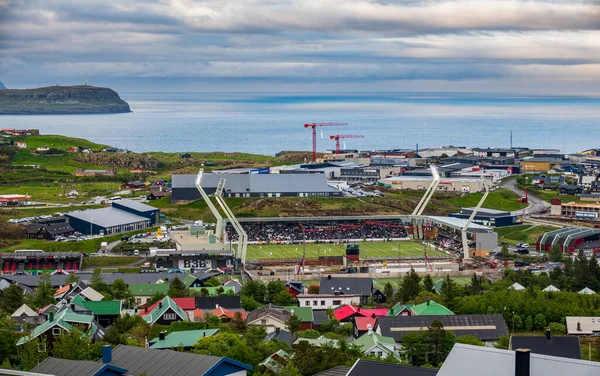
xmin=500 ymin=178 xmax=550 ymax=216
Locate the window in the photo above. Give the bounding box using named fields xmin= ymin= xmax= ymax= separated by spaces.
xmin=377 ymin=351 xmax=383 ymax=357
xmin=261 ymin=319 xmax=267 ymax=325
xmin=305 ymin=301 xmax=310 ymax=307
xmin=370 ymin=351 xmax=375 ymax=356
xmin=321 ymin=301 xmax=326 ymax=306
xmin=333 ymin=300 xmax=341 ymax=305
xmin=163 ymin=313 xmax=177 ymax=321
xmin=313 ymin=301 xmax=318 ymax=306
xmin=136 ymin=298 xmax=142 ymax=304
xmin=52 ymin=327 xmax=61 ymax=336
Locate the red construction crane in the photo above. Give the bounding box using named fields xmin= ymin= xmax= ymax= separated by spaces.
xmin=329 ymin=134 xmax=365 ymax=154
xmin=304 ymin=122 xmax=348 ymax=162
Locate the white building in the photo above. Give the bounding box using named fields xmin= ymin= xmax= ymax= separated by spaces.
xmin=296 ymin=294 xmax=361 ymax=310
xmin=379 ymin=176 xmax=485 ymax=193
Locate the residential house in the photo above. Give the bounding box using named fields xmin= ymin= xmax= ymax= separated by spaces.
xmin=347 ymin=359 xmax=437 ymax=376
xmin=354 ymin=330 xmax=399 ymax=359
xmin=509 ymin=331 xmax=581 ymax=359
xmin=66 ymin=189 xmax=79 ymax=197
xmin=542 ymin=285 xmax=560 ymax=292
xmin=11 ymin=304 xmax=42 ymax=328
xmin=437 ymin=344 xmax=600 ymax=376
xmin=333 ymin=305 xmax=388 ymax=323
xmin=70 ymin=295 xmax=122 ymax=327
xmin=566 ymin=316 xmax=600 ymax=335
xmin=149 ymin=329 xmax=219 ymax=350
xmin=27 ymin=222 xmax=75 ymax=240
xmin=53 ymin=283 xmax=84 ymax=301
xmin=15 ymin=141 xmax=27 ymax=149
xmin=296 ymin=294 xmax=361 ymax=310
xmin=352 ymin=316 xmax=377 ymax=338
xmin=66 ymin=147 xmax=79 ymax=153
xmin=386 ymin=303 xmax=414 ymax=317
xmin=16 ymin=308 xmax=104 ymax=349
xmin=258 ymin=349 xmax=292 ymax=374
xmin=139 ymin=296 xmax=189 ymax=326
xmin=509 ymin=282 xmax=526 ymax=291
xmin=410 ymin=300 xmax=454 ymax=316
xmin=285 ymin=280 xmax=306 ymax=297
xmin=559 ymin=185 xmax=584 ymax=195
xmin=318 ymin=276 xmax=373 ymax=303
xmin=124 ymin=181 xmax=146 ymax=189
xmin=194 ymin=296 xmax=243 ymax=310
xmin=293 ymin=336 xmax=340 ymax=348
xmin=32 ymin=344 xmax=253 ymax=376
xmin=247 ymin=304 xmax=292 ymax=334
xmin=312 ymin=310 xmax=330 ymax=331
xmin=147 ymin=191 xmax=170 ymax=200
xmin=264 ymin=328 xmax=294 ymax=346
xmin=205 ymin=306 xmax=247 ymax=323
xmin=37 ymin=146 xmax=49 ymax=152
xmin=143 ymin=297 xmax=196 ymax=321
xmin=129 ymin=283 xmax=170 ymax=306
xmin=223 ymin=279 xmax=243 ymax=294
xmin=283 ymin=306 xmax=314 ymax=330
xmin=376 ymin=314 xmax=508 ymax=346
xmin=79 ymin=287 xmax=105 ymax=302
xmin=579 ymin=287 xmax=595 ymax=295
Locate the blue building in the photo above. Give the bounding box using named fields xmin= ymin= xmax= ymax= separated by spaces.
xmin=449 ymin=207 xmax=519 ymax=228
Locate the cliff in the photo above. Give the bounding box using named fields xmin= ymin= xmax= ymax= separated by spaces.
xmin=0 ymin=85 xmax=131 ymax=114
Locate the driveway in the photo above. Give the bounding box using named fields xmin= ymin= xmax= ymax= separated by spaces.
xmin=500 ymin=178 xmax=550 ymax=216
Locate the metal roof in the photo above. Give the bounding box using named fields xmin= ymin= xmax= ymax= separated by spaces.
xmin=319 ymin=276 xmax=373 ymax=296
xmin=149 ymin=329 xmax=219 ymax=349
xmin=348 ymin=359 xmax=437 ymax=376
xmin=438 ymin=343 xmax=600 ymax=376
xmin=172 ymin=173 xmax=337 ymax=193
xmin=33 ymin=357 xmax=104 ymax=376
xmin=313 ymin=366 xmax=352 ymax=376
xmin=377 ymin=314 xmax=507 ymax=342
xmin=264 ymin=329 xmax=294 ymax=346
xmin=428 ymin=216 xmax=492 ymax=232
xmin=194 ymin=296 xmax=242 ymax=310
xmin=65 ymin=207 xmax=150 ymax=228
xmin=112 ymin=200 xmax=157 ymax=213
xmin=510 ymin=335 xmax=582 ymax=359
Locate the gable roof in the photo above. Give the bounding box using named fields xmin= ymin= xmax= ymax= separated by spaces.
xmin=247 ymin=304 xmax=291 ymax=324
xmin=265 ymin=329 xmax=294 ymax=346
xmin=348 ymin=359 xmax=437 ymax=376
xmin=211 ymin=306 xmax=246 ymax=320
xmin=27 ymin=222 xmax=75 ymax=235
xmin=77 ymin=300 xmax=122 ymax=316
xmin=354 ymin=316 xmax=377 ymax=331
xmin=354 ymin=331 xmax=396 ymax=353
xmin=313 ymin=310 xmax=330 ymax=326
xmin=142 ymin=296 xmax=189 ymax=325
xmin=293 ymin=336 xmax=340 ymax=348
xmin=109 ymin=345 xmax=252 ymax=375
xmin=17 ymin=308 xmax=97 ymax=346
xmin=313 ymin=365 xmax=352 ymax=376
xmin=579 ymin=287 xmax=595 ymax=295
xmin=387 ymin=303 xmax=414 ymax=316
xmin=509 ymin=282 xmax=526 ymax=291
xmin=334 ymin=305 xmax=389 ymax=321
xmin=411 ymin=300 xmax=454 ymax=316
xmin=283 ymin=306 xmax=314 ymax=322
xmin=149 ymin=329 xmax=219 ymax=349
xmin=12 ymin=304 xmax=38 ymax=317
xmin=79 ymin=287 xmax=105 ymax=301
xmin=438 ymin=343 xmax=600 ymax=376
xmin=319 ymin=276 xmax=372 ymax=296
xmin=129 ymin=283 xmax=171 ymax=296
xmin=258 ymin=349 xmax=291 ymax=373
xmin=33 ymin=357 xmax=126 ymax=376
xmin=510 ymin=335 xmax=581 ymax=359
xmin=543 ymin=285 xmax=560 ymax=292
xmin=194 ymin=296 xmax=242 ymax=310
xmin=54 ymin=283 xmax=73 ymax=297
xmin=377 ymin=314 xmax=508 ymax=342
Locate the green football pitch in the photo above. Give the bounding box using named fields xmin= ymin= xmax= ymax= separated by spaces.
xmin=246 ymin=241 xmax=449 ymax=261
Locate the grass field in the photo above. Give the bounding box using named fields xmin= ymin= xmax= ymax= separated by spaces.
xmin=0 ymin=182 xmax=122 ymax=204
xmin=246 ymin=240 xmax=448 ymax=261
xmin=495 ymin=224 xmax=558 ymax=246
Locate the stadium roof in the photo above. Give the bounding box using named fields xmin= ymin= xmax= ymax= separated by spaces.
xmin=428 ymin=216 xmax=492 ymax=232
xmin=112 ymin=200 xmax=157 ymax=213
xmin=65 ymin=207 xmax=150 ymax=228
xmin=172 ymin=173 xmax=337 ymax=193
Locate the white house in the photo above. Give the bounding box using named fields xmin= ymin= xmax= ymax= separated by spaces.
xmin=543 ymin=285 xmax=560 ymax=292
xmin=36 ymin=146 xmax=49 ymax=152
xmin=579 ymin=287 xmax=595 ymax=295
xmin=566 ymin=316 xmax=600 ymax=335
xmin=66 ymin=189 xmax=79 ymax=197
xmin=296 ymin=294 xmax=361 ymax=310
xmin=508 ymin=283 xmax=525 ymax=291
xmin=354 ymin=327 xmax=399 ymax=359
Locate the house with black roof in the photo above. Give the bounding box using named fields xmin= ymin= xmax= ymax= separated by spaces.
xmin=509 ymin=330 xmax=581 ymax=360
xmin=194 ymin=296 xmax=242 ymax=310
xmin=27 ymin=222 xmax=74 ymax=240
xmin=317 ymin=359 xmax=437 ymax=376
xmin=31 ymin=344 xmax=253 ymax=376
xmin=319 ymin=275 xmax=373 ymax=303
xmin=376 ymin=314 xmax=508 ymax=345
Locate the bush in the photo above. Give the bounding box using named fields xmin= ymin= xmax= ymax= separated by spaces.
xmin=547 ymin=322 xmax=566 ymax=335
xmin=297 ymin=329 xmax=320 ymax=339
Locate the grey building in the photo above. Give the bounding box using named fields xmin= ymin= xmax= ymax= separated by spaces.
xmin=339 ymin=168 xmax=380 ymax=182
xmin=65 ymin=200 xmax=159 ymax=235
xmin=171 ymin=173 xmax=341 ymax=203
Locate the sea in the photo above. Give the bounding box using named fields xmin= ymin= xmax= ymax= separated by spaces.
xmin=1 ymin=92 xmax=599 ymax=155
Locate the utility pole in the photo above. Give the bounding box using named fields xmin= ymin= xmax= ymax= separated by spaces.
xmin=510 ymin=131 xmax=513 ymax=149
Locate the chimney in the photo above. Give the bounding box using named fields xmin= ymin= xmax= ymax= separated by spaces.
xmin=290 ymin=309 xmax=294 ymax=316
xmin=427 ymin=300 xmax=430 ymax=306
xmin=145 ymin=306 xmax=148 ymax=313
xmin=577 ymin=322 xmax=581 ymax=331
xmin=367 ymin=324 xmax=373 ymax=334
xmin=159 ymin=331 xmax=166 ymax=341
xmin=545 ymin=329 xmax=551 ymax=341
xmin=515 ymin=348 xmax=530 ymax=376
xmin=215 ymin=304 xmax=219 ymax=309
xmin=70 ymin=303 xmax=75 ymax=311
xmin=49 ymin=312 xmax=54 ymax=322
xmin=328 ymin=275 xmax=332 ymax=280
xmin=276 ymin=327 xmax=281 ymax=334
xmin=102 ymin=345 xmax=112 ymax=363
xmin=159 ymin=301 xmax=163 ymax=309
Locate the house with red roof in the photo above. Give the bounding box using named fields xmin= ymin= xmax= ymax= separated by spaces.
xmin=334 ymin=305 xmax=389 ymax=323
xmin=352 ymin=316 xmax=378 ymax=338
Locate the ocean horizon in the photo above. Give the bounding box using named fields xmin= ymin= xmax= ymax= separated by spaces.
xmin=1 ymin=92 xmax=599 ymax=155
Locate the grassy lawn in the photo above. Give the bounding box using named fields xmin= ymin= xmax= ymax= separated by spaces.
xmin=82 ymin=256 xmax=139 ymax=268
xmin=20 ymin=135 xmax=108 ymax=150
xmin=445 ymin=189 xmax=528 ymax=212
xmin=495 ymin=224 xmax=558 ymax=246
xmin=528 ymin=188 xmax=580 ymax=204
xmin=0 ymin=182 xmax=122 ymax=204
xmin=246 ymin=240 xmax=448 ymax=261
xmin=0 ymin=205 xmax=104 ymax=222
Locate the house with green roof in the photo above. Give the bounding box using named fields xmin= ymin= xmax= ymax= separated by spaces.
xmin=141 ymin=296 xmax=189 ymax=326
xmin=411 ymin=300 xmax=454 ymax=316
xmin=293 ymin=336 xmax=340 ymax=348
xmin=283 ymin=306 xmax=314 ymax=330
xmin=71 ymin=295 xmax=122 ymax=327
xmin=149 ymin=329 xmax=219 ymax=350
xmin=16 ymin=308 xmax=103 ymax=349
xmin=258 ymin=349 xmax=292 ymax=374
xmin=129 ymin=283 xmax=171 ymax=306
xmin=387 ymin=303 xmax=414 ymax=317
xmin=353 ymin=331 xmax=399 ymax=359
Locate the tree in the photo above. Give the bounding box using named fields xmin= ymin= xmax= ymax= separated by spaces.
xmin=469 ymin=273 xmax=484 ymax=295
xmin=308 ymin=285 xmax=320 ymax=294
xmin=241 ymin=280 xmax=267 ymax=303
xmin=272 ymin=290 xmax=296 ymax=306
xmin=455 ymin=335 xmax=484 ymax=347
xmin=439 ymin=276 xmax=458 ymax=310
xmin=494 ymin=335 xmax=510 ymax=350
xmin=501 ymin=244 xmax=510 ymax=258
xmin=204 ymin=313 xmax=221 ymax=328
xmin=549 ymin=244 xmax=564 ymax=262
xmin=111 ymin=278 xmax=132 ymax=304
xmin=89 ymin=270 xmax=109 ymax=296
xmin=215 ymin=286 xmax=225 ymax=296
xmin=399 ymin=269 xmax=421 ymax=302
xmin=297 ymin=329 xmax=321 ymax=339
xmin=383 ymin=282 xmax=395 ymax=301
xmin=525 ymin=316 xmax=534 ymax=332
xmin=285 ymin=314 xmax=302 ymax=340
xmin=426 ymin=320 xmax=451 ymax=366
xmin=266 ymin=281 xmax=287 ymax=303
xmin=168 ymin=277 xmax=188 ymax=298
xmin=33 ymin=273 xmax=55 ymax=309
xmin=534 ymin=313 xmax=546 ymax=331
xmin=0 ymin=330 xmax=17 ymax=365
xmin=65 ymin=273 xmax=79 ymax=285
xmin=204 ymin=277 xmax=221 ymax=287
xmin=241 ymin=295 xmax=262 ymax=311
xmin=18 ymin=337 xmax=47 ymax=371
xmin=0 ymin=284 xmax=24 ymax=313
xmin=423 ymin=275 xmax=434 ymax=294
xmin=51 ymin=327 xmax=93 ymax=360
xmin=230 ymin=311 xmax=247 ymax=333
xmin=147 ymin=291 xmax=166 ymax=306
xmin=402 ymin=332 xmax=427 ymax=366
xmin=281 ymin=362 xmax=302 ymax=376
xmin=547 ymin=322 xmax=566 ymax=335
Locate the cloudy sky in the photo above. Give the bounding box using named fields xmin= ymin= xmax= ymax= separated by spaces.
xmin=1 ymin=0 xmax=599 ymax=93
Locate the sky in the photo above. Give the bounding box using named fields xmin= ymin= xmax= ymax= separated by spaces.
xmin=1 ymin=0 xmax=600 ymax=94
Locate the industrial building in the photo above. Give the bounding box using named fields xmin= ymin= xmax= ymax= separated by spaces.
xmin=170 ymin=173 xmax=341 ymax=203
xmin=449 ymin=208 xmax=519 ymax=227
xmin=378 ymin=176 xmax=485 ymax=192
xmin=536 ymin=227 xmax=600 ymax=254
xmin=560 ymin=202 xmax=600 ymax=217
xmin=65 ymin=200 xmax=159 ymax=235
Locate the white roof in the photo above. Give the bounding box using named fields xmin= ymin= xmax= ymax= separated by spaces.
xmin=566 ymin=316 xmax=600 ymax=335
xmin=509 ymin=282 xmax=525 ymax=291
xmin=579 ymin=287 xmax=595 ymax=295
xmin=65 ymin=207 xmax=150 ymax=228
xmin=79 ymin=287 xmax=104 ymax=301
xmin=428 ymin=216 xmax=492 ymax=232
xmin=12 ymin=304 xmax=38 ymax=317
xmin=438 ymin=344 xmax=600 ymax=376
xmin=543 ymin=285 xmax=561 ymax=292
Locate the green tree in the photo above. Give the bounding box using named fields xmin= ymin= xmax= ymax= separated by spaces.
xmin=147 ymin=292 xmax=166 ymax=306
xmin=423 ymin=275 xmax=434 ymax=294
xmin=111 ymin=278 xmax=133 ymax=306
xmin=204 ymin=313 xmax=221 ymax=328
xmin=51 ymin=327 xmax=93 ymax=360
xmin=266 ymin=281 xmax=287 ymax=303
xmin=241 ymin=280 xmax=267 ymax=303
xmin=33 ymin=273 xmax=55 ymax=309
xmin=0 ymin=330 xmax=17 ymax=365
xmin=534 ymin=313 xmax=546 ymax=331
xmin=281 ymin=361 xmax=302 ymax=376
xmin=272 ymin=290 xmax=296 ymax=306
xmin=204 ymin=277 xmax=221 ymax=287
xmin=469 ymin=273 xmax=484 ymax=295
xmin=286 ymin=314 xmax=303 ymax=340
xmin=241 ymin=295 xmax=262 ymax=311
xmin=168 ymin=277 xmax=188 ymax=298
xmin=0 ymin=284 xmax=24 ymax=313
xmin=549 ymin=244 xmax=563 ymax=262
xmin=399 ymin=269 xmax=421 ymax=302
xmin=501 ymin=244 xmax=510 ymax=258
xmin=439 ymin=276 xmax=458 ymax=310
xmin=426 ymin=320 xmax=451 ymax=366
xmin=525 ymin=316 xmax=534 ymax=332
xmin=65 ymin=273 xmax=79 ymax=285
xmin=89 ymin=270 xmax=109 ymax=296
xmin=494 ymin=335 xmax=510 ymax=349
xmin=402 ymin=332 xmax=427 ymax=366
xmin=308 ymin=285 xmax=320 ymax=294
xmin=18 ymin=337 xmax=47 ymax=371
xmin=230 ymin=311 xmax=247 ymax=333
xmin=383 ymin=282 xmax=395 ymax=302
xmin=215 ymin=286 xmax=225 ymax=296
xmin=297 ymin=329 xmax=321 ymax=339
xmin=547 ymin=322 xmax=566 ymax=335
xmin=455 ymin=335 xmax=484 ymax=347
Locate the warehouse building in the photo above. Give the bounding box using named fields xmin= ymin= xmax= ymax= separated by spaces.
xmin=449 ymin=208 xmax=519 ymax=227
xmin=378 ymin=176 xmax=484 ymax=192
xmin=171 ymin=173 xmax=341 ymax=203
xmin=65 ymin=200 xmax=159 ymax=235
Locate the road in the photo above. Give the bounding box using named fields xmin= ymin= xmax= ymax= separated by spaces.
xmin=500 ymin=178 xmax=550 ymax=216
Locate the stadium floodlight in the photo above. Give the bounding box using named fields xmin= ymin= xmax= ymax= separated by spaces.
xmin=461 ymin=179 xmax=490 ymax=261
xmin=214 ymin=178 xmax=248 ymax=265
xmin=412 ymin=165 xmax=441 ymax=216
xmin=194 ymin=169 xmax=224 ymax=239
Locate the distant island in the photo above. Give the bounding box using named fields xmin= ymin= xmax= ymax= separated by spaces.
xmin=0 ymin=81 xmax=5 ymax=90
xmin=0 ymin=85 xmax=131 ymax=115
